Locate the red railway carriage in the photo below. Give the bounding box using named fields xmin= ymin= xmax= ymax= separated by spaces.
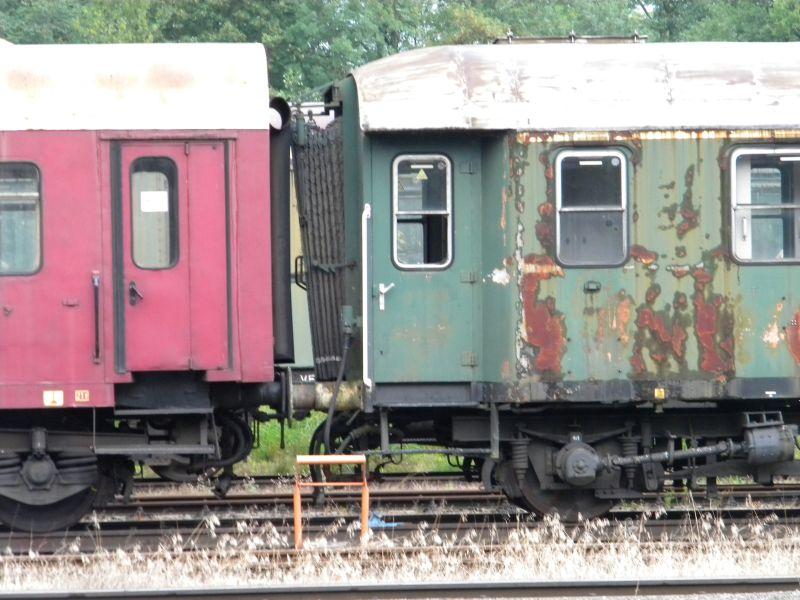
xmin=0 ymin=42 xmax=291 ymax=530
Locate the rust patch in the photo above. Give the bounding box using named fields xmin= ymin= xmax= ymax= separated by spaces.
xmin=787 ymin=312 xmax=800 ymax=364
xmin=667 ymin=264 xmax=691 ymax=279
xmin=613 ymin=292 xmax=634 ymax=345
xmin=500 ymin=188 xmax=508 ymax=230
xmin=521 ymin=255 xmax=566 ymax=375
xmin=762 ymin=302 xmax=784 ymax=350
xmin=676 ymin=164 xmax=699 ymax=238
xmin=690 ymin=257 xmax=734 ymax=376
xmin=535 ymin=201 xmax=556 ymax=252
xmin=507 ymin=135 xmax=531 ymax=214
xmin=631 ymin=245 xmax=658 ymax=266
xmin=593 ymin=307 xmax=607 ymax=343
xmin=630 ymin=285 xmax=690 ymax=376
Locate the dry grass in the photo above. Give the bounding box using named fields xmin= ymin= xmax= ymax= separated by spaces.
xmin=2 ymin=512 xmax=800 ymax=591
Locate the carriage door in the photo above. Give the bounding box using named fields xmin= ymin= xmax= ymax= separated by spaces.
xmin=369 ymin=142 xmax=480 ymax=382
xmin=116 ymin=142 xmax=228 ymax=372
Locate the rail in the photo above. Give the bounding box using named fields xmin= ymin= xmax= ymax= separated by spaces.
xmin=4 ymin=577 xmax=798 ymax=599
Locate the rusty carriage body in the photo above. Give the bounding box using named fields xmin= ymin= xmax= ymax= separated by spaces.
xmin=295 ymin=41 xmax=800 ymax=518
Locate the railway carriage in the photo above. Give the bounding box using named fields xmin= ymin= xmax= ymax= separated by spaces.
xmin=0 ymin=42 xmax=294 ymax=530
xmin=295 ymin=41 xmax=800 ymax=519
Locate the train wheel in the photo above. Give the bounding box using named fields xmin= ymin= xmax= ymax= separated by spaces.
xmin=0 ymin=454 xmax=113 ymax=533
xmin=0 ymin=486 xmax=100 ymax=533
xmin=518 ymin=466 xmax=612 ymax=522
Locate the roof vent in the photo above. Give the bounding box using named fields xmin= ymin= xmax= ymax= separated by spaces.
xmin=494 ymin=30 xmax=647 ymax=44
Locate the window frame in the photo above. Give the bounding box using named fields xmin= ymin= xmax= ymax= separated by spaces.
xmin=130 ymin=156 xmax=179 ymax=270
xmin=730 ymin=146 xmax=800 ymax=265
xmin=554 ymin=148 xmax=628 ymax=268
xmin=391 ymin=153 xmax=453 ymax=271
xmin=0 ymin=161 xmax=43 ymax=277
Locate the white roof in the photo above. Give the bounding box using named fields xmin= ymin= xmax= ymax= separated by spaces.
xmin=351 ymin=42 xmax=800 ymax=132
xmin=0 ymin=43 xmax=269 ymax=131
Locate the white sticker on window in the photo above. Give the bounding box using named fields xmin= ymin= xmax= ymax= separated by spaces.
xmin=140 ymin=190 xmax=169 ymax=213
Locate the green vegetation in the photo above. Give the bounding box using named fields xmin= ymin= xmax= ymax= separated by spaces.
xmin=244 ymin=413 xmax=324 ymax=476
xmin=242 ymin=412 xmax=456 ymax=475
xmin=2 ymin=1 xmax=799 ymax=100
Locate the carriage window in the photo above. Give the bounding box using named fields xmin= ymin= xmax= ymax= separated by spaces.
xmin=0 ymin=163 xmax=41 ymax=275
xmin=131 ymin=157 xmax=178 ymax=269
xmin=556 ymin=150 xmax=627 ymax=266
xmin=393 ymin=155 xmax=451 ymax=269
xmin=732 ymin=148 xmax=800 ymax=262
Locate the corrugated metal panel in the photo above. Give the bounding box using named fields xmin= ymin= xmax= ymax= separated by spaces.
xmin=351 ymin=42 xmax=800 ymax=132
xmin=293 ymin=119 xmax=347 ymax=381
xmin=0 ymin=43 xmax=268 ymax=131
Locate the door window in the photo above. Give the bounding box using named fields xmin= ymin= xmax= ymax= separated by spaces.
xmin=131 ymin=157 xmax=178 ymax=269
xmin=732 ymin=147 xmax=800 ymax=262
xmin=556 ymin=149 xmax=627 ymax=266
xmin=0 ymin=163 xmax=41 ymax=275
xmin=392 ymin=154 xmax=452 ymax=269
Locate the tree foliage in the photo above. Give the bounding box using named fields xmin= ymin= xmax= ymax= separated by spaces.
xmin=1 ymin=0 xmax=799 ymax=99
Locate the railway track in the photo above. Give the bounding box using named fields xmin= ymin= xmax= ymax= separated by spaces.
xmin=5 ymin=498 xmax=800 ymax=555
xmin=3 ymin=474 xmax=800 ymax=555
xmin=1 ymin=577 xmax=799 ymax=599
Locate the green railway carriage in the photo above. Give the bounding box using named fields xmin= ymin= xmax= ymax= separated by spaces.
xmin=293 ymin=41 xmax=800 ymax=518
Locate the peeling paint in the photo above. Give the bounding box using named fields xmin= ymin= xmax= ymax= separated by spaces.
xmin=490 ymin=268 xmax=511 ymax=286
xmin=690 ymin=257 xmax=735 ymax=376
xmin=630 ymin=245 xmax=658 ymax=265
xmin=762 ymin=303 xmax=785 ymax=349
xmin=508 ymin=135 xmax=531 ymax=214
xmin=613 ymin=292 xmax=634 ymax=346
xmin=631 ymin=284 xmax=690 ymax=376
xmin=676 ymin=164 xmax=699 ymax=238
xmin=667 ymin=264 xmax=691 ymax=279
xmin=762 ymin=319 xmax=782 ymax=349
xmin=521 ymin=254 xmax=566 ymax=375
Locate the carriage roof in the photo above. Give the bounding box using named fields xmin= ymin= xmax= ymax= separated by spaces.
xmin=0 ymin=43 xmax=269 ymax=131
xmin=350 ymin=42 xmax=800 ymax=132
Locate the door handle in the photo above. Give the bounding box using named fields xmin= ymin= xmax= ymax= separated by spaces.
xmin=377 ymin=282 xmax=395 ymax=311
xmin=128 ymin=281 xmax=144 ymax=306
xmin=92 ymin=272 xmax=101 ymax=363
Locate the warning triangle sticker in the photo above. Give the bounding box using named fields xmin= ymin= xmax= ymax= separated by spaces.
xmin=415 ymin=169 xmax=428 ymax=181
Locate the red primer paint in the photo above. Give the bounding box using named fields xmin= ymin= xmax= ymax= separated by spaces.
xmin=535 ymin=202 xmax=556 ymax=250
xmin=676 ymin=165 xmax=699 ymax=238
xmin=521 ymin=255 xmax=565 ymax=374
xmin=691 ymin=267 xmax=734 ymax=374
xmin=631 ymin=245 xmax=658 ymax=266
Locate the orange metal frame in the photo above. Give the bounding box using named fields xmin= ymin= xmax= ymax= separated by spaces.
xmin=293 ymin=454 xmax=370 ymax=549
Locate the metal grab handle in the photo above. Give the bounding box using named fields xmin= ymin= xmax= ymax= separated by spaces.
xmin=128 ymin=281 xmax=144 ymax=306
xmin=92 ymin=272 xmax=101 ymax=363
xmin=377 ymin=282 xmax=395 ymax=311
xmin=361 ymin=204 xmax=373 ymax=390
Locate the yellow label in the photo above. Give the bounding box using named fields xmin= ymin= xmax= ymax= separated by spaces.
xmin=654 ymin=387 xmax=666 ymax=400
xmin=43 ymin=390 xmax=64 ymax=407
xmin=74 ymin=390 xmax=90 ymax=403
xmin=415 ymin=169 xmax=428 ymax=181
